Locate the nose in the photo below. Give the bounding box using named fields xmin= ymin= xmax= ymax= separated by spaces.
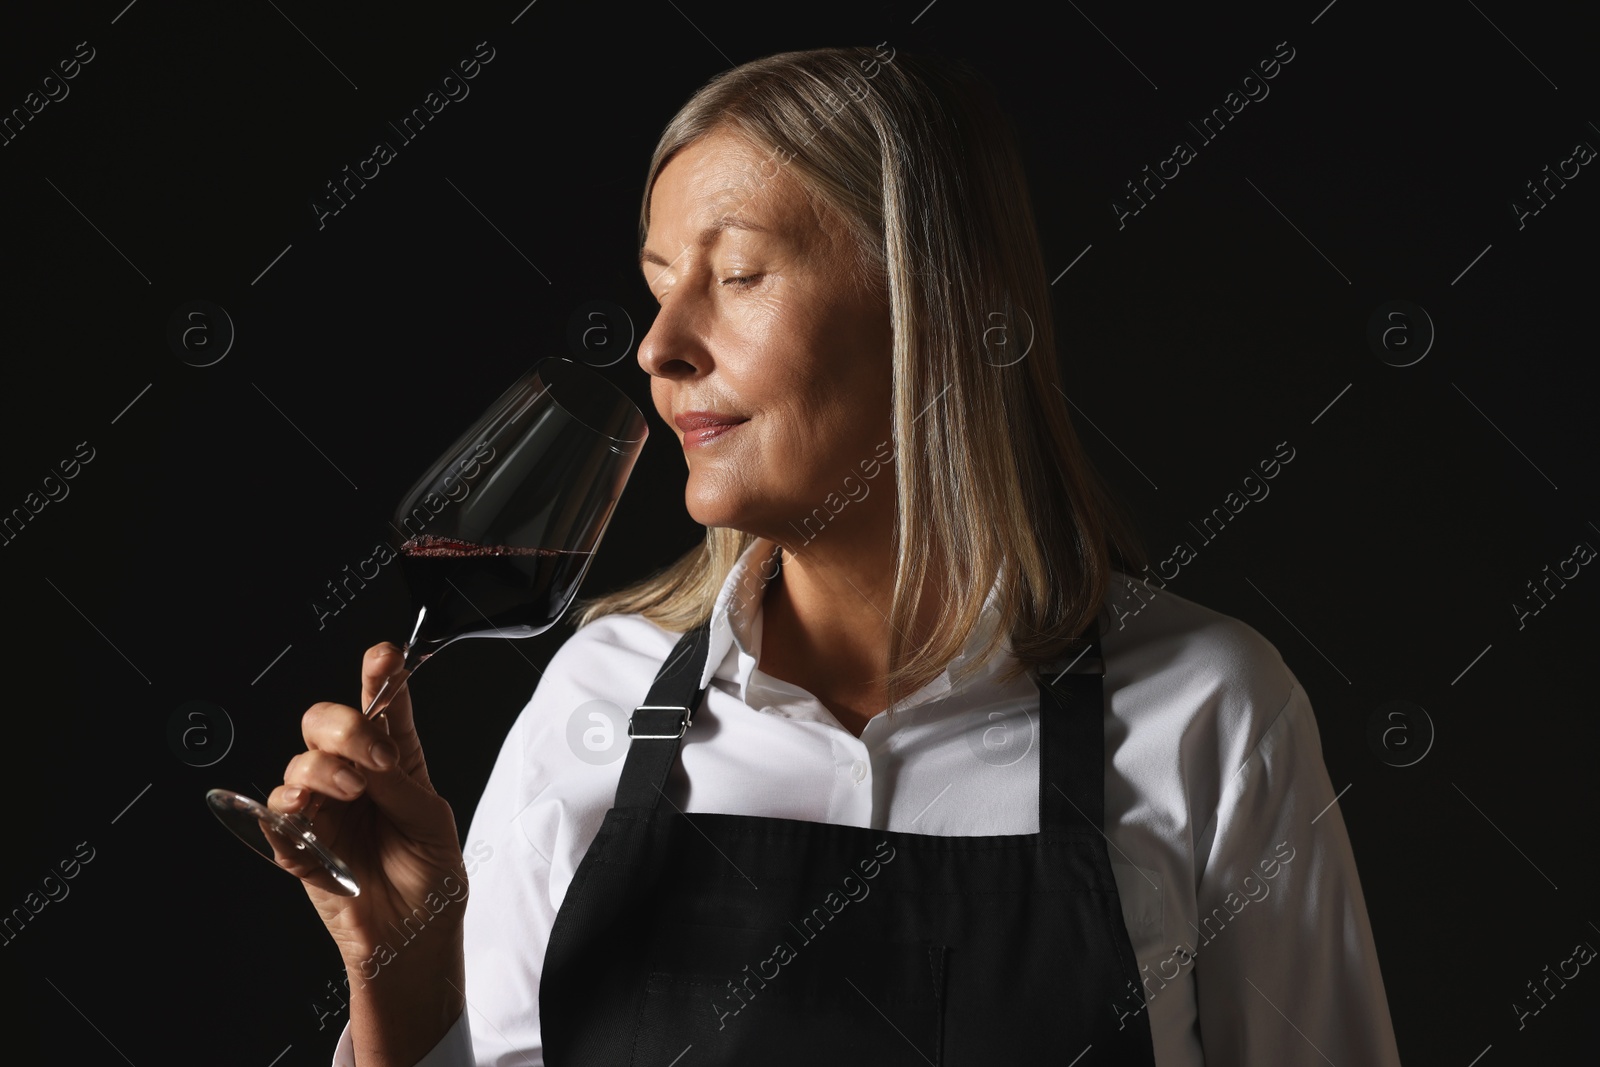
xmin=637 ymin=284 xmax=709 ymax=383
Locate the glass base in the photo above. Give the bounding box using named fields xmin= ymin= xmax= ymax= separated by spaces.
xmin=206 ymin=789 xmax=361 ymax=896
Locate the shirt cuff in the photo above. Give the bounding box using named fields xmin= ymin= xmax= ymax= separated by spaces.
xmin=331 ymin=1010 xmax=473 ymax=1067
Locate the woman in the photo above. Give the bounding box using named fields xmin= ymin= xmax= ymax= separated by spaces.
xmin=272 ymin=46 xmax=1403 ymax=1066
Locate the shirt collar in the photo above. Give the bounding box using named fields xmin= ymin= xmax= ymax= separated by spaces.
xmin=699 ymin=537 xmax=1011 ymax=711
xmin=699 ymin=537 xmax=780 ymax=694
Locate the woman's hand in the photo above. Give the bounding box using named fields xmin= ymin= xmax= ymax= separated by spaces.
xmin=266 ymin=643 xmax=466 ymax=1064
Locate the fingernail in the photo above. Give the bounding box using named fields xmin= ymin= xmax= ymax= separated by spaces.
xmin=283 ymin=786 xmax=305 ymax=807
xmin=334 ymin=767 xmax=366 ymax=794
xmin=371 ymin=738 xmax=398 ymax=770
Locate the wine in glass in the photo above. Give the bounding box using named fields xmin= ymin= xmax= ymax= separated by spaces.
xmin=206 ymin=356 xmax=648 ymax=895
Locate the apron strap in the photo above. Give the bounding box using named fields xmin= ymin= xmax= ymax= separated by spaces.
xmin=615 ymin=619 xmax=713 ymax=811
xmin=1034 ymin=620 xmax=1107 ymax=837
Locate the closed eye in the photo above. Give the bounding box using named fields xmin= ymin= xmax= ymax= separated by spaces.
xmin=721 ymin=274 xmax=764 ymax=288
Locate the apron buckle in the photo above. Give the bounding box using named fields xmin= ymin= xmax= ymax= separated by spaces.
xmin=627 ymin=704 xmax=694 ymax=739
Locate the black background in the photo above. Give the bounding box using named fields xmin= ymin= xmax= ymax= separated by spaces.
xmin=1 ymin=1 xmax=1595 ymax=1063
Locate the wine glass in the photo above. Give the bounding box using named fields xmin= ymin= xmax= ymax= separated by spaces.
xmin=206 ymin=357 xmax=648 ymax=895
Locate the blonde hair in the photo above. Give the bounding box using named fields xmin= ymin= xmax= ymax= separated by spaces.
xmin=571 ymin=45 xmax=1145 ymax=713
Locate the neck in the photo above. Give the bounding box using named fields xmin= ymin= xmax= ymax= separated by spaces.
xmin=753 ymin=506 xmax=943 ymax=724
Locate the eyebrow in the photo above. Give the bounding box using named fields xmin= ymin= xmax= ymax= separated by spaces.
xmin=639 ymin=216 xmax=770 ymax=269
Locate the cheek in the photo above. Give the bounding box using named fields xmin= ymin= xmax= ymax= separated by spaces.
xmin=785 ymin=308 xmax=888 ymax=442
xmin=718 ymin=284 xmax=791 ymax=368
xmin=717 ymin=300 xmax=812 ymax=416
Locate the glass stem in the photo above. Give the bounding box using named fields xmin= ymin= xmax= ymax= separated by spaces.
xmin=361 ymin=668 xmax=405 ymax=720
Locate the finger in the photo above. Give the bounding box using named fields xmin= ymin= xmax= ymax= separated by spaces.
xmin=285 ymin=744 xmax=454 ymax=850
xmin=283 ymin=749 xmax=372 ymax=803
xmin=301 ymin=700 xmax=401 ymax=774
xmin=362 ymin=643 xmax=414 ymax=728
xmin=266 ymin=781 xmax=314 ymax=815
xmin=261 ymin=784 xmax=353 ymax=891
xmin=359 ymin=644 xmax=430 ymax=783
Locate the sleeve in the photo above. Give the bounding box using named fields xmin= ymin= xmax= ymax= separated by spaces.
xmin=330 ymin=1012 xmax=474 ymax=1067
xmin=1189 ymin=683 xmax=1402 ymax=1065
xmin=453 ymin=679 xmax=557 ymax=1066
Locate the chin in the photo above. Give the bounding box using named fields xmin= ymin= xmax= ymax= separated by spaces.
xmin=683 ymin=483 xmax=744 ymax=530
xmin=684 ymin=482 xmax=775 ymax=537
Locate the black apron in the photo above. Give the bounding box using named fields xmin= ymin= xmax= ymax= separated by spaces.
xmin=539 ymin=618 xmax=1158 ymax=1065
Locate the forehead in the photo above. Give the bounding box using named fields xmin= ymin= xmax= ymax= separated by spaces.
xmin=643 ymin=130 xmax=831 ymax=250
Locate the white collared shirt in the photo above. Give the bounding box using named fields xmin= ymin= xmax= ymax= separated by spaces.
xmin=334 ymin=537 xmax=1401 ymax=1066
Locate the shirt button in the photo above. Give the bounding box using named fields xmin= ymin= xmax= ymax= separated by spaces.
xmin=851 ymin=760 xmax=868 ymax=784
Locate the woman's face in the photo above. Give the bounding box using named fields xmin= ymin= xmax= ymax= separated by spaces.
xmin=637 ymin=128 xmax=893 ymax=543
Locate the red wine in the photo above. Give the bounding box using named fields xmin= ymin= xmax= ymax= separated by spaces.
xmin=398 ymin=534 xmax=593 ymax=656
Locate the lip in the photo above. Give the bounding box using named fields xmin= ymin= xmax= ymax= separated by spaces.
xmin=674 ymin=410 xmax=749 ymax=449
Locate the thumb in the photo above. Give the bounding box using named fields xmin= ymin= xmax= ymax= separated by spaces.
xmin=361 ymin=643 xmax=428 ymax=780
